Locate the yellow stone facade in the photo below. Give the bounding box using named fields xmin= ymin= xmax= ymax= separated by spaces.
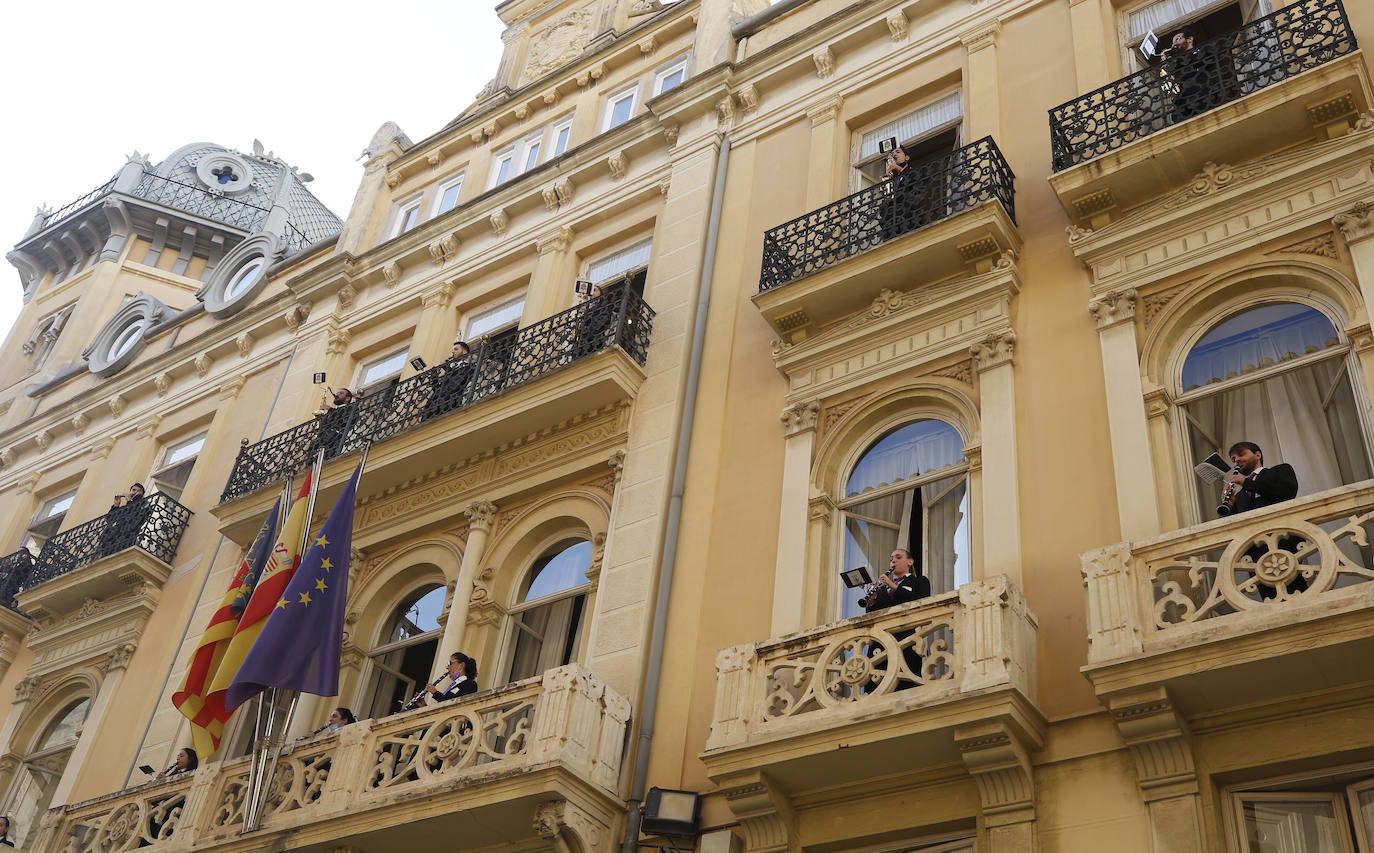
xmin=2 ymin=0 xmax=1373 ymax=851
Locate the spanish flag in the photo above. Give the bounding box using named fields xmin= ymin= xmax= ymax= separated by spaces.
xmin=204 ymin=468 xmax=315 ymax=720
xmin=171 ymin=496 xmax=281 ymax=757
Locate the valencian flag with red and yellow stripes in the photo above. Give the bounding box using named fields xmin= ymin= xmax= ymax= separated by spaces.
xmin=171 ymin=496 xmax=281 ymax=757
xmin=204 ymin=467 xmax=315 ymax=717
xmin=227 ymin=459 xmax=361 ymax=708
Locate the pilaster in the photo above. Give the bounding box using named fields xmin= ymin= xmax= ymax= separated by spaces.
xmin=1067 ymin=0 xmax=1112 ymax=91
xmin=804 ymin=96 xmax=845 ymax=209
xmin=956 ymin=719 xmax=1039 ymax=853
xmin=1108 ymin=687 xmax=1205 ymax=853
xmin=960 ymin=22 xmax=1003 ymax=143
xmin=1335 ymin=202 xmax=1374 ymax=327
xmin=970 ymin=330 xmax=1021 ymax=583
xmin=525 ymin=225 xmax=578 ymax=325
xmin=1088 ymin=288 xmax=1162 ymax=540
xmin=772 ymin=401 xmax=819 ymax=636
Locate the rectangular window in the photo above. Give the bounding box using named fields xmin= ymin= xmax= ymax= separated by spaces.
xmin=149 ymin=433 xmax=205 ymax=502
xmin=523 ymin=140 xmax=542 ymax=172
xmin=853 ymin=92 xmax=963 ymax=188
xmin=1121 ymin=0 xmax=1265 ymax=70
xmin=603 ymin=87 xmax=639 ymax=132
xmin=392 ymin=198 xmax=423 ymax=237
xmin=552 ymin=119 xmax=573 ymax=157
xmin=358 ymin=349 xmax=409 ymax=395
xmin=434 ymin=174 xmax=465 ymax=217
xmin=467 ymin=296 xmax=525 ymax=339
xmin=25 ymin=489 xmax=77 ymax=552
xmin=489 ymin=149 xmax=515 ymax=189
xmin=652 ymin=57 xmax=689 ymax=96
xmin=587 ymin=238 xmax=653 ymax=284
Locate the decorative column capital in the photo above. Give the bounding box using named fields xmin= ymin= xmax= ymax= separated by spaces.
xmin=99 ymin=642 xmax=137 ymax=674
xmin=1088 ymin=288 xmax=1138 ymax=330
xmin=13 ymin=675 xmax=41 ymax=703
xmin=420 ymin=280 xmax=456 ymax=309
xmin=960 ymin=20 xmax=1001 ymax=52
xmin=806 ymin=95 xmax=844 ymax=126
xmin=808 ymin=493 xmax=836 ymax=524
xmin=780 ymin=400 xmax=820 ymax=437
xmin=465 ymin=499 xmax=498 ymax=532
xmin=535 ymin=225 xmax=574 ymax=255
xmin=970 ymin=329 xmax=1016 ymax=371
xmin=1333 ymin=200 xmax=1374 ymax=244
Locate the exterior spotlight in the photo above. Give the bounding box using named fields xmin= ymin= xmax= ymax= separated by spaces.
xmin=641 ymin=787 xmax=701 ymax=838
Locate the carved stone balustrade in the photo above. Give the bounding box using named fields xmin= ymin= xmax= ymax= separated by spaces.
xmin=702 ymin=577 xmax=1044 ymax=851
xmin=30 ymin=663 xmax=630 ymax=853
xmin=1081 ymin=480 xmax=1374 ymax=713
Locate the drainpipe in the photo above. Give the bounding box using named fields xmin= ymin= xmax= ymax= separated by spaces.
xmin=621 ymin=132 xmax=731 ymax=853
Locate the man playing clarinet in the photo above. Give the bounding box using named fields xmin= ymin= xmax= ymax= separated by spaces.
xmin=1223 ymin=441 xmax=1303 ymax=599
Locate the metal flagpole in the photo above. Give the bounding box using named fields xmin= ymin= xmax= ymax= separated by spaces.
xmin=241 ymin=471 xmax=295 ymax=834
xmin=245 ymin=447 xmax=327 ymax=833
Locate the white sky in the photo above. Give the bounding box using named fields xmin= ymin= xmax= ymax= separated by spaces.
xmin=0 ymin=0 xmax=506 ymax=336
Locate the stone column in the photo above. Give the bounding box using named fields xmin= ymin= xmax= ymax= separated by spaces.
xmin=771 ymin=402 xmax=819 ymax=636
xmin=970 ymin=331 xmax=1021 ymax=584
xmin=51 ymin=642 xmax=137 ymax=804
xmin=1089 ymin=289 xmax=1163 ymax=541
xmin=1108 ymin=687 xmax=1206 ymax=853
xmin=433 ymin=500 xmax=497 ymax=673
xmin=804 ymin=97 xmax=845 ymax=209
xmin=524 ymin=226 xmax=577 ymax=327
xmin=1334 ymin=204 xmax=1374 ymax=397
xmin=961 ymin=22 xmax=1003 ymax=143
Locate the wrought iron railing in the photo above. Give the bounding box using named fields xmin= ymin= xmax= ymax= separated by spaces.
xmin=41 ymin=175 xmax=118 ymax=231
xmin=1049 ymin=0 xmax=1357 ymax=171
xmin=220 ymin=285 xmax=656 ymax=503
xmin=0 ymin=551 xmax=32 ymax=614
xmin=131 ymin=172 xmax=271 ymax=233
xmin=25 ymin=493 xmax=193 ymax=589
xmin=757 ymin=137 xmax=1015 ymax=292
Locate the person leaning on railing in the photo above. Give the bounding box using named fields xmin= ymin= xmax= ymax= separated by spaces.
xmin=420 ymin=341 xmax=473 ymax=422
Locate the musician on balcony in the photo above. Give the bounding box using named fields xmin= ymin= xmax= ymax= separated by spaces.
xmin=418 ymin=652 xmax=479 ymax=706
xmin=1224 ymin=441 xmax=1304 ymax=599
xmin=420 ymin=340 xmax=472 ymax=421
xmin=98 ymin=483 xmax=148 ymax=558
xmin=1165 ymin=29 xmax=1234 ymax=122
xmin=865 ymin=549 xmax=931 ymax=688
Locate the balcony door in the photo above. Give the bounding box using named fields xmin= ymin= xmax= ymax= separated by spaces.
xmin=3 ymin=697 xmax=90 ymax=849
xmin=364 ymin=584 xmax=445 ymax=719
xmin=504 ymin=540 xmax=592 ymax=684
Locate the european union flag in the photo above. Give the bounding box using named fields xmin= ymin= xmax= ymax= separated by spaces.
xmin=226 ymin=460 xmax=362 ymax=708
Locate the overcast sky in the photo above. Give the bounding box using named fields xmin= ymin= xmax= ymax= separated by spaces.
xmin=0 ymin=1 xmax=506 ymax=337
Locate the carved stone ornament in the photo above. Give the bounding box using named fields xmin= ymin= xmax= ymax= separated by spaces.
xmin=325 ymin=327 xmax=351 ymax=357
xmin=541 ymin=186 xmax=560 ymax=212
xmin=465 ymin=499 xmax=498 ymax=532
xmin=382 ymin=260 xmax=401 ymax=288
xmin=533 ymin=799 xmax=604 ymax=852
xmin=536 ymin=227 xmax=574 ymax=255
xmin=235 ymin=332 xmax=253 ymax=357
xmin=659 ymin=122 xmax=679 ymax=147
xmin=716 ymin=96 xmax=736 ymax=131
xmin=36 ymin=430 xmax=52 ymax=452
xmin=608 ymin=449 xmax=627 ymax=483
xmin=607 ymin=151 xmax=629 ymax=181
xmin=71 ymin=412 xmax=89 ymax=435
xmin=1269 ymin=232 xmax=1338 ymax=259
xmin=737 ymin=84 xmax=760 ymax=114
xmin=1088 ymin=288 xmax=1138 ymax=330
xmin=521 ymin=8 xmax=593 ymax=87
xmin=812 ymin=47 xmax=835 ymax=79
xmin=970 ymin=329 xmax=1016 ymax=370
xmin=1155 ymin=161 xmax=1266 ymax=212
xmin=887 ymin=10 xmax=909 ymax=41
xmin=1334 ymin=201 xmax=1374 ymax=243
xmin=780 ymin=400 xmax=820 ymax=436
xmin=100 ymin=642 xmax=138 ymax=673
xmin=490 ymin=209 xmax=510 ymax=238
xmin=13 ymin=676 xmax=41 ymax=702
xmin=1066 ymin=224 xmax=1094 ymax=244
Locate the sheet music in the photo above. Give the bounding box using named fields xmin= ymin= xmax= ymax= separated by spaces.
xmin=1193 ymin=452 xmax=1230 ymax=484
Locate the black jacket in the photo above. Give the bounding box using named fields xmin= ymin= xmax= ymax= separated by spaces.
xmin=1231 ymin=463 xmax=1298 ymax=513
xmin=431 ymin=677 xmax=478 ymax=702
xmin=864 ymin=573 xmax=931 ymax=613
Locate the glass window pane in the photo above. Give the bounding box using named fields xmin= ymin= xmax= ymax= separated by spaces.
xmin=554 ymin=125 xmax=571 ymax=156
xmin=388 ymin=585 xmax=445 ymax=642
xmin=658 ymin=67 xmax=685 ymax=93
xmin=163 ymin=434 xmax=205 ymax=467
xmin=361 ymin=351 xmax=408 ymax=386
xmin=110 ymin=323 xmax=142 ymax=359
xmin=523 ymin=141 xmax=541 ymax=172
xmin=438 ymin=180 xmax=463 ymax=214
xmin=1242 ymin=797 xmax=1348 ymax=852
xmin=588 ymin=238 xmax=653 ymax=283
xmin=609 ymin=93 xmax=635 ymax=128
xmin=523 ymin=541 xmax=592 ymax=603
xmin=1182 ymin=304 xmax=1339 ymax=391
xmin=494 ymin=155 xmax=512 ymax=186
xmin=846 ymin=420 xmax=965 ymax=497
xmin=43 ymin=491 xmax=76 ymax=519
xmin=400 ymin=205 xmax=421 ymax=233
xmin=39 ymin=699 xmax=90 ymax=749
xmin=468 ymin=297 xmax=525 ymax=338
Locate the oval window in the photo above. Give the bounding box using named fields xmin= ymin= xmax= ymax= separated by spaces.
xmin=108 ymin=323 xmax=143 ymax=360
xmin=225 ymin=257 xmax=266 ymax=301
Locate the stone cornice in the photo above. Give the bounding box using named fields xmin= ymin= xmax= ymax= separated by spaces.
xmin=1068 ymin=125 xmax=1374 ymax=295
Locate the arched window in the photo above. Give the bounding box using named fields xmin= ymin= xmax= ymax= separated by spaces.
xmin=4 ymin=697 xmax=90 ymax=848
xmin=505 ymin=540 xmax=592 ymax=683
xmin=839 ymin=420 xmax=970 ymax=620
xmin=363 ymin=585 xmax=445 ymax=719
xmin=1179 ymin=302 xmax=1372 ymax=520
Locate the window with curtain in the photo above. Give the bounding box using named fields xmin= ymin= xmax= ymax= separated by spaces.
xmin=363 ymin=584 xmax=445 ymax=719
xmin=1178 ymin=302 xmax=1372 ymax=521
xmin=505 ymin=540 xmax=592 ymax=684
xmin=3 ymin=697 xmax=90 ymax=849
xmin=838 ymin=420 xmax=970 ymax=621
xmin=1226 ymin=765 xmax=1374 ymax=852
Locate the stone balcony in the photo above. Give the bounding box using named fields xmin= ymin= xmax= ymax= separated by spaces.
xmin=701 ymin=577 xmax=1044 ymax=850
xmin=1048 ymin=0 xmax=1367 ymax=227
xmin=30 ymin=664 xmax=630 ymax=853
xmin=1080 ymin=480 xmax=1374 ymax=714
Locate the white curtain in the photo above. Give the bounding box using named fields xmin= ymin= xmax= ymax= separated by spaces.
xmin=846 ymin=423 xmax=965 ymax=497
xmin=859 ymin=93 xmax=962 ymax=158
xmin=922 ymin=475 xmax=967 ymax=595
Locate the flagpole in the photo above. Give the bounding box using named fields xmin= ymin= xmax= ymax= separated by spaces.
xmin=245 ymin=448 xmax=327 ymax=833
xmin=239 ymin=468 xmax=296 ymax=834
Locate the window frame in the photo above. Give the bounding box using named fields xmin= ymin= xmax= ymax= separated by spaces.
xmin=1117 ymin=0 xmax=1271 ymax=71
xmin=356 ymin=348 xmax=410 ymax=396
xmin=148 ymin=433 xmax=206 ymax=501
xmin=585 ymin=237 xmax=654 ymax=285
xmin=651 ymin=55 xmax=689 ymax=97
xmin=465 ymin=296 xmax=526 ymax=340
xmin=499 ymin=538 xmax=595 ymax=686
xmin=551 ymin=116 xmax=574 ymax=158
xmin=25 ymin=489 xmax=77 ymax=551
xmin=390 ymin=196 xmax=424 ymax=238
xmin=431 ymin=172 xmax=466 ymax=218
xmin=602 ymin=85 xmax=640 ymax=132
xmin=850 ymin=91 xmax=964 ymax=191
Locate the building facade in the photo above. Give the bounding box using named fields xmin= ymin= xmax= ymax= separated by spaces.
xmin=1 ymin=0 xmax=1373 ymax=851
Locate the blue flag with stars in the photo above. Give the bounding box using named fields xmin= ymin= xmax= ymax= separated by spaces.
xmin=226 ymin=460 xmax=362 ymax=709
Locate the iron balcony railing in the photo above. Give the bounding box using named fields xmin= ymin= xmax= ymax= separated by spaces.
xmin=20 ymin=493 xmax=193 ymax=592
xmin=0 ymin=551 xmax=31 ymax=614
xmin=220 ymin=284 xmax=656 ymax=503
xmin=1048 ymin=0 xmax=1357 ymax=171
xmin=41 ymin=175 xmax=118 ymax=231
xmin=758 ymin=137 xmax=1015 ymax=292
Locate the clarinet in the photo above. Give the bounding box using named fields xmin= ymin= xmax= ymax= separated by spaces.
xmin=857 ymin=569 xmax=894 ymax=608
xmin=1216 ymin=464 xmax=1242 ymax=516
xmin=400 ymin=673 xmax=445 ymax=711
